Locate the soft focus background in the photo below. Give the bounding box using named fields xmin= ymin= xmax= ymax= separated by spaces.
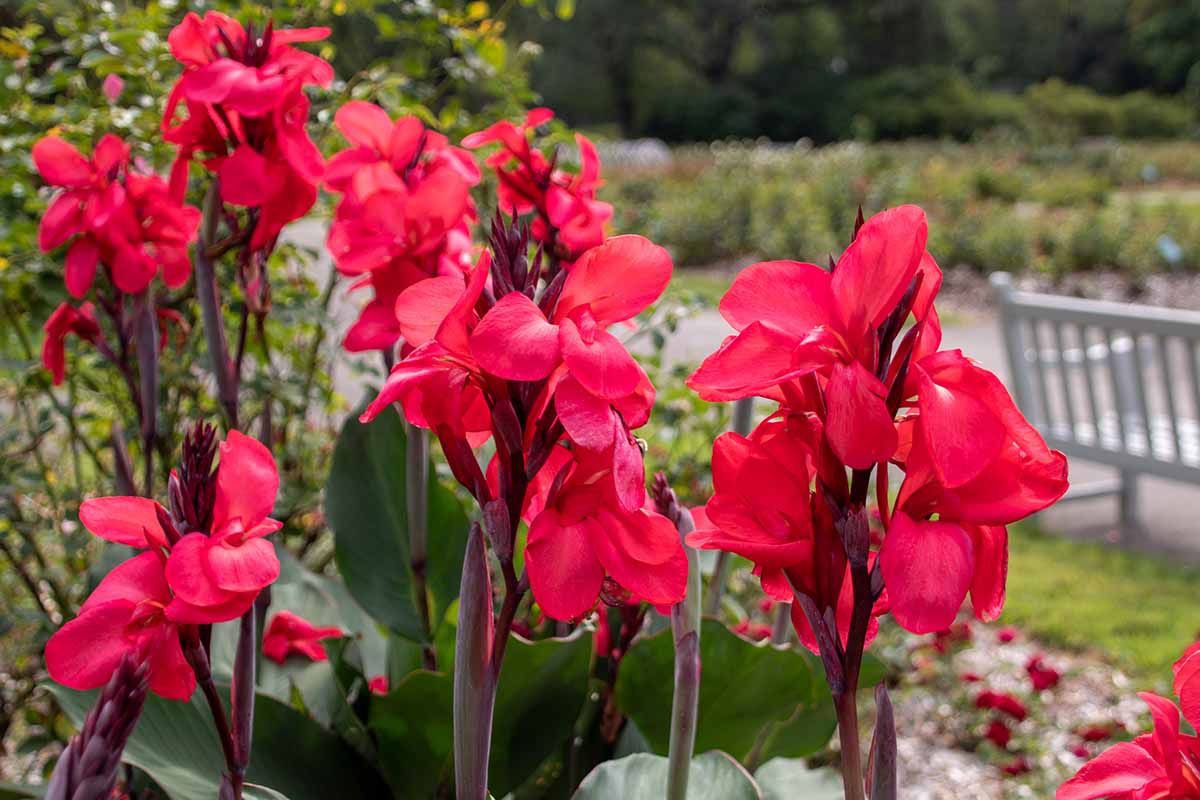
xmin=4 ymin=2 xmax=1200 ymax=798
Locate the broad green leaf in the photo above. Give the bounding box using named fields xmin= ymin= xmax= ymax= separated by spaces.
xmin=0 ymin=783 xmax=43 ymax=799
xmin=753 ymin=758 xmax=843 ymax=800
xmin=615 ymin=620 xmax=829 ymax=761
xmin=245 ymin=785 xmax=293 ymax=800
xmin=572 ymin=752 xmax=761 ymax=800
xmin=327 ymin=407 xmax=470 ymax=642
xmin=371 ymin=633 xmax=591 ymax=798
xmin=49 ymin=684 xmax=389 ymax=800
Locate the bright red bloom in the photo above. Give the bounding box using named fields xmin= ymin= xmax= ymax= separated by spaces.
xmin=33 ymin=135 xmax=200 ymax=297
xmin=164 ymin=430 xmax=282 ymax=623
xmin=463 ymin=109 xmax=612 ymax=262
xmin=1027 ymin=654 xmax=1062 ymax=691
xmin=976 ymin=690 xmax=1029 ymax=722
xmin=368 ymin=676 xmax=389 ymax=696
xmin=163 ymin=12 xmax=329 ymax=248
xmin=986 ymin=719 xmax=1013 ymax=749
xmin=262 ymin=611 xmax=343 ymax=664
xmin=324 ymin=101 xmax=480 ymax=353
xmin=961 ymin=672 xmax=982 ymax=683
xmin=688 ymin=205 xmax=931 ymax=467
xmin=997 ymin=626 xmax=1018 ymax=643
xmin=42 ymin=302 xmax=103 ymax=385
xmin=523 ymin=450 xmax=687 ymax=621
xmin=45 ymin=551 xmax=195 ymax=700
xmin=1059 ymin=691 xmax=1200 ymax=799
xmin=1072 ymin=744 xmax=1092 ymax=759
xmin=1077 ymin=725 xmax=1117 ymax=743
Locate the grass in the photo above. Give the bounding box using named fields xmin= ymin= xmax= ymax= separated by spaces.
xmin=1002 ymin=522 xmax=1200 ymax=689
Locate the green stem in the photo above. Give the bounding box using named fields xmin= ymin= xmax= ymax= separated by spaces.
xmin=666 ymin=509 xmax=701 ymax=800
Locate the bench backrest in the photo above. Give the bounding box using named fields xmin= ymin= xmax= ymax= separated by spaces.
xmin=991 ymin=271 xmax=1200 ymax=483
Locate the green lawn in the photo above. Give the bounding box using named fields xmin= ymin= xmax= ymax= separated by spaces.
xmin=1002 ymin=523 xmax=1200 ymax=689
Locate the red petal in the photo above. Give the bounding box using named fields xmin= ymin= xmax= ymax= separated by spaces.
xmin=213 ymin=430 xmax=279 ymax=533
xmin=388 ymin=116 xmax=425 ymax=172
xmin=33 ymin=137 xmax=93 ymax=187
xmin=719 ymin=260 xmax=836 ymax=336
xmin=832 ymin=205 xmax=927 ymax=338
xmin=525 ymin=508 xmax=605 ymax=621
xmin=967 ymin=524 xmax=1008 ymax=623
xmin=207 ymin=537 xmax=280 ymax=593
xmin=555 ymin=375 xmax=617 ymax=451
xmin=825 ymin=361 xmax=897 ymax=470
xmin=334 ymin=100 xmax=393 ymax=152
xmin=219 ymin=145 xmax=284 ymax=207
xmin=396 ymin=276 xmax=467 ymax=348
xmin=559 ymin=315 xmax=641 ymax=399
xmin=589 ymin=511 xmax=688 ymax=606
xmin=686 ymin=322 xmax=809 ymax=402
xmin=165 ymin=532 xmax=236 ymax=607
xmin=64 ymin=238 xmax=100 ymax=299
xmin=80 ymin=496 xmax=168 ymax=550
xmin=45 ymin=600 xmax=135 ymax=690
xmin=39 ymin=191 xmax=84 ymax=251
xmin=470 ymin=292 xmax=561 ymax=380
xmin=914 ymin=358 xmax=1008 ymax=488
xmin=555 ymin=235 xmax=672 ymax=326
xmin=81 ymin=551 xmax=171 ymax=612
xmin=144 ymin=624 xmax=196 ymax=700
xmin=1175 ymin=643 xmax=1200 ymax=729
xmin=1057 ymin=741 xmax=1164 ymax=800
xmin=880 ymin=513 xmax=974 ymax=634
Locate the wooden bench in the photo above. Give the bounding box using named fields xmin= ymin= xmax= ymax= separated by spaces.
xmin=991 ymin=272 xmax=1200 ymax=529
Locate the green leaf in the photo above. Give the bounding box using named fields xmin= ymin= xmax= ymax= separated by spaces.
xmin=0 ymin=783 xmax=43 ymax=799
xmin=244 ymin=786 xmax=293 ymax=800
xmin=615 ymin=620 xmax=830 ymax=761
xmin=371 ymin=633 xmax=591 ymax=798
xmin=572 ymin=752 xmax=761 ymax=799
xmin=753 ymin=758 xmax=843 ymax=800
xmin=327 ymin=407 xmax=470 ymax=642
xmin=49 ymin=684 xmax=389 ymax=800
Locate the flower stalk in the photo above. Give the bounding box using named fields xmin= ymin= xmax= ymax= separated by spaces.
xmin=454 ymin=523 xmax=497 ymax=800
xmin=133 ymin=290 xmax=159 ymax=494
xmin=406 ymin=421 xmax=436 ymax=669
xmin=194 ymin=181 xmax=239 ymax=430
xmin=654 ymin=475 xmax=701 ymax=800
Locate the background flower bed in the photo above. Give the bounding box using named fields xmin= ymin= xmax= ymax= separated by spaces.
xmin=603 ymin=139 xmax=1200 ymax=281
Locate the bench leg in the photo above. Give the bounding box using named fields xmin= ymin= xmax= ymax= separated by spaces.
xmin=1119 ymin=470 xmax=1140 ymax=533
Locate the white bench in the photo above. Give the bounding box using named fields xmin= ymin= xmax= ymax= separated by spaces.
xmin=991 ymin=272 xmax=1200 ymax=529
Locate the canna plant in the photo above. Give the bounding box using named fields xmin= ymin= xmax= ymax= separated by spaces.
xmin=25 ymin=6 xmax=1077 ymax=800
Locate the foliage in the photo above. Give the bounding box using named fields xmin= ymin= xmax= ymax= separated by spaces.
xmin=605 ymin=139 xmax=1200 ymax=277
xmin=511 ymin=0 xmax=1200 ymax=142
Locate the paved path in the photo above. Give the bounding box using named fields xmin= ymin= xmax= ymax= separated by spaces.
xmin=289 ymin=219 xmax=1200 ymax=560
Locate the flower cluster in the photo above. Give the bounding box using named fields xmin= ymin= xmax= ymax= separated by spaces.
xmin=1059 ymin=640 xmax=1200 ymax=798
xmin=686 ymin=205 xmax=1069 ymax=648
xmin=324 ymin=102 xmax=481 ymax=353
xmin=463 ymin=108 xmax=612 ymax=265
xmin=163 ymin=12 xmax=330 ymax=254
xmin=34 ymin=134 xmax=200 ymax=384
xmin=45 ymin=428 xmax=280 ymax=699
xmin=262 ymin=611 xmax=343 ymax=664
xmin=361 ymin=220 xmax=687 ymax=621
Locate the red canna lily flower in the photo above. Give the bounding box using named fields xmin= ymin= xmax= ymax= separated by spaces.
xmin=33 ymin=135 xmax=199 ymax=298
xmin=164 ymin=430 xmax=281 ymax=623
xmin=42 ymin=302 xmax=103 ymax=385
xmin=45 ymin=551 xmax=195 ymax=700
xmin=368 ymin=676 xmax=389 ymax=696
xmin=998 ymin=626 xmax=1019 ymax=643
xmin=687 ymin=205 xmax=931 ymax=468
xmin=463 ymin=109 xmax=612 ymax=263
xmin=523 ymin=448 xmax=687 ymax=621
xmin=262 ymin=611 xmax=343 ymax=664
xmin=732 ymin=619 xmax=773 ymax=642
xmin=1059 ymin=691 xmax=1200 ymax=799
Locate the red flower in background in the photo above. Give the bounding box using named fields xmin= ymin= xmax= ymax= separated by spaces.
xmin=45 ymin=551 xmax=195 ymax=700
xmin=1027 ymin=654 xmax=1062 ymax=691
xmin=463 ymin=108 xmax=612 ymax=263
xmin=985 ymin=719 xmax=1013 ymax=749
xmin=324 ymin=101 xmax=480 ymax=353
xmin=976 ymin=690 xmax=1029 ymax=722
xmin=262 ymin=611 xmax=343 ymax=664
xmin=163 ymin=12 xmax=329 ymax=249
xmin=368 ymin=676 xmax=389 ymax=696
xmin=42 ymin=302 xmax=103 ymax=385
xmin=33 ymin=135 xmax=200 ymax=298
